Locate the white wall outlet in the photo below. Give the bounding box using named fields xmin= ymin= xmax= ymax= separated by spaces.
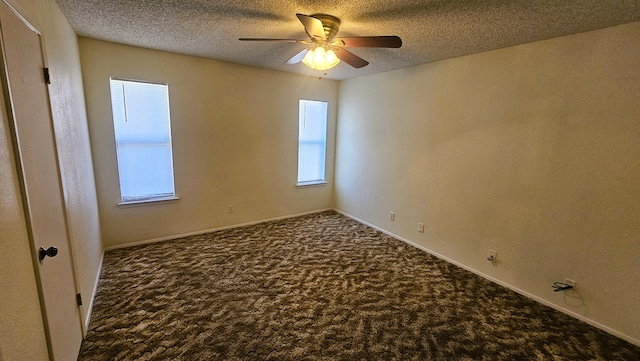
xmin=564 ymin=278 xmax=576 ymax=289
xmin=418 ymin=223 xmax=425 ymax=233
xmin=228 ymin=204 xmax=234 ymax=214
xmin=487 ymin=250 xmax=497 ymax=262
xmin=389 ymin=211 xmax=395 ymax=221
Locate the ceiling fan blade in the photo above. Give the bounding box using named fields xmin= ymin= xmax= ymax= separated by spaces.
xmin=296 ymin=13 xmax=326 ymax=40
xmin=333 ymin=36 xmax=402 ymax=48
xmin=239 ymin=38 xmax=307 ymax=43
xmin=285 ymin=49 xmax=309 ymax=64
xmin=334 ymin=48 xmax=369 ymax=68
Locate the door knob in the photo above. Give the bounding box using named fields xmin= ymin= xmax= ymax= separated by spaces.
xmin=39 ymin=246 xmax=58 ymax=261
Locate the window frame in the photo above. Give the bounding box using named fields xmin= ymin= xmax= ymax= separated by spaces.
xmin=296 ymin=99 xmax=328 ymax=187
xmin=109 ymin=77 xmax=178 ymax=205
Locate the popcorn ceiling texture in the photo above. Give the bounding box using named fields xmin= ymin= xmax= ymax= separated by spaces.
xmin=55 ymin=0 xmax=640 ymax=80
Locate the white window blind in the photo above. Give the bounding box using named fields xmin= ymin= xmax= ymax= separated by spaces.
xmin=297 ymin=100 xmax=328 ymax=185
xmin=109 ymin=78 xmax=176 ymax=203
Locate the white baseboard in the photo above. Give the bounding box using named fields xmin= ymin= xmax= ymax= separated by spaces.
xmin=335 ymin=209 xmax=640 ymax=347
xmin=83 ymin=250 xmax=104 ymax=333
xmin=104 ymin=209 xmax=332 ymax=251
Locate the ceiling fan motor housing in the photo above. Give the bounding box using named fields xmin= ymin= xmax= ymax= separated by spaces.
xmin=311 ymin=14 xmax=341 ymax=41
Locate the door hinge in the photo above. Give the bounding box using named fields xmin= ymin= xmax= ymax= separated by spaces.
xmin=43 ymin=67 xmax=50 ymax=84
xmin=76 ymin=293 xmax=83 ymax=306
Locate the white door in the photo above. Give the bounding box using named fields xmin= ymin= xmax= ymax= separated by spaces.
xmin=0 ymin=1 xmax=84 ymax=360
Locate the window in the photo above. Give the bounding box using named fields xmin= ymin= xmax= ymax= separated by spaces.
xmin=297 ymin=99 xmax=328 ymax=185
xmin=109 ymin=78 xmax=176 ymax=203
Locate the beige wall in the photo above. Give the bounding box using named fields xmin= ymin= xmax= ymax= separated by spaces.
xmin=0 ymin=0 xmax=102 ymax=358
xmin=79 ymin=38 xmax=338 ymax=248
xmin=335 ymin=23 xmax=640 ymax=343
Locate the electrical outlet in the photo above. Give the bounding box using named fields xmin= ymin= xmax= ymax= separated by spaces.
xmin=418 ymin=223 xmax=425 ymax=233
xmin=487 ymin=250 xmax=497 ymax=262
xmin=389 ymin=211 xmax=395 ymax=221
xmin=563 ymin=278 xmax=576 ymax=289
xmin=228 ymin=204 xmax=234 ymax=214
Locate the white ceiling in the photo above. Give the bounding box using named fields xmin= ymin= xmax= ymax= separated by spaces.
xmin=55 ymin=0 xmax=640 ymax=80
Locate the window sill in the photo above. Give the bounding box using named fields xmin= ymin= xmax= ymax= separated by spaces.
xmin=117 ymin=196 xmax=180 ymax=207
xmin=296 ymin=181 xmax=327 ymax=188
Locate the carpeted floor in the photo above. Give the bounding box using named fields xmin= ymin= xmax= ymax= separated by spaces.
xmin=78 ymin=211 xmax=639 ymax=360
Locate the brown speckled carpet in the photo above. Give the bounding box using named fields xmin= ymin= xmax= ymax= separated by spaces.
xmin=78 ymin=211 xmax=640 ymax=360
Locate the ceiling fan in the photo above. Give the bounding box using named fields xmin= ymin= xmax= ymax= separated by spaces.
xmin=239 ymin=13 xmax=402 ymax=71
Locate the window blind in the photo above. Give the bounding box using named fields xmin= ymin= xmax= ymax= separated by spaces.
xmin=297 ymin=100 xmax=327 ymax=184
xmin=110 ymin=78 xmax=176 ymax=202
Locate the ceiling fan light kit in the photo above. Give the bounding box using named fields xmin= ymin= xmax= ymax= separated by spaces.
xmin=240 ymin=13 xmax=402 ymax=73
xmin=302 ymin=46 xmax=340 ymax=70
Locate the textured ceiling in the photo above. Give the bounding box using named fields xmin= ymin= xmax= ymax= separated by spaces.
xmin=55 ymin=0 xmax=640 ymax=80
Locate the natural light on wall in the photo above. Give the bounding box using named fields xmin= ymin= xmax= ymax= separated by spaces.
xmin=297 ymin=99 xmax=328 ymax=185
xmin=109 ymin=78 xmax=176 ymax=203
